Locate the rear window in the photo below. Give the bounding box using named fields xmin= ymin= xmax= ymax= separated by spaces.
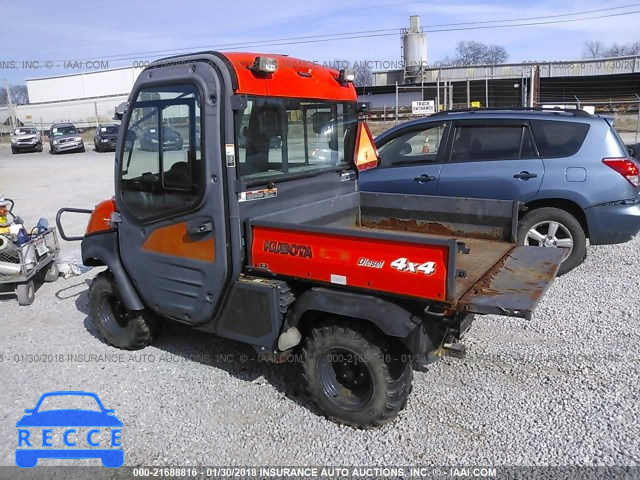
xmin=530 ymin=120 xmax=590 ymax=158
xmin=450 ymin=125 xmax=537 ymax=162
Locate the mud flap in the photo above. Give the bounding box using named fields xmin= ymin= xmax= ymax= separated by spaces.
xmin=458 ymin=246 xmax=564 ymax=319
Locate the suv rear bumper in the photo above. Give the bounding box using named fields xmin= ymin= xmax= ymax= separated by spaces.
xmin=585 ymin=197 xmax=640 ymax=245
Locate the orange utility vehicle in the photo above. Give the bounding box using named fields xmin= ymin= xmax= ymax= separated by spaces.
xmin=57 ymin=52 xmax=563 ymax=427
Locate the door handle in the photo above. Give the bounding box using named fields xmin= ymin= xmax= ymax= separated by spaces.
xmin=513 ymin=171 xmax=538 ymax=180
xmin=414 ymin=174 xmax=436 ymax=183
xmin=187 ymin=222 xmax=214 ymax=235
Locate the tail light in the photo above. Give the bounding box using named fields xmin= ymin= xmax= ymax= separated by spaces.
xmin=602 ymin=158 xmax=639 ymax=187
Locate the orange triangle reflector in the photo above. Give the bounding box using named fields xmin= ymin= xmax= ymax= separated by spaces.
xmin=353 ymin=122 xmax=379 ymax=172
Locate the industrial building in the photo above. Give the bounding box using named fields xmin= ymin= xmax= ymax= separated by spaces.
xmin=0 ymin=66 xmax=143 ymax=132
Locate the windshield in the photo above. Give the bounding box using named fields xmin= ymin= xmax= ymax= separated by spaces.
xmin=236 ymin=97 xmax=357 ymax=183
xmin=14 ymin=128 xmax=36 ymax=135
xmin=51 ymin=125 xmax=78 ymax=136
xmin=100 ymin=125 xmax=119 ymax=135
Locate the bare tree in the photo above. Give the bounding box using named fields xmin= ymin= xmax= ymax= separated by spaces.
xmin=582 ymin=40 xmax=640 ymax=58
xmin=442 ymin=41 xmax=509 ymax=66
xmin=353 ymin=62 xmax=373 ymax=87
xmin=608 ymin=43 xmax=628 ymax=57
xmin=11 ymin=85 xmax=29 ymax=105
xmin=583 ymin=41 xmax=605 ymax=59
xmin=0 ymin=84 xmax=29 ymax=106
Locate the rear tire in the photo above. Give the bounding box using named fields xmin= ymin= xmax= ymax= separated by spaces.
xmin=518 ymin=207 xmax=586 ymax=276
xmin=302 ymin=319 xmax=412 ymax=428
xmin=16 ymin=281 xmax=35 ymax=306
xmin=89 ymin=271 xmax=160 ymax=350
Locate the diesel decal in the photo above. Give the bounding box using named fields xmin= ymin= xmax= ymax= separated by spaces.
xmin=357 ymin=257 xmax=384 ymax=269
xmin=264 ymin=241 xmax=313 ymax=258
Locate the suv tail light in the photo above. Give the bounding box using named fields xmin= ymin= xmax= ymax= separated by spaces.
xmin=602 ymin=158 xmax=640 ymax=187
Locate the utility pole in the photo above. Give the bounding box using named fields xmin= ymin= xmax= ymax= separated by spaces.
xmin=449 ymin=81 xmax=453 ymax=110
xmin=394 ymin=81 xmax=399 ymax=126
xmin=443 ymin=80 xmax=448 ymax=111
xmin=635 ymin=94 xmax=640 ymax=143
xmin=521 ymin=69 xmax=525 ymax=107
xmin=4 ymin=80 xmax=16 ymax=129
xmin=485 ymin=70 xmax=489 ymax=108
xmin=529 ymin=67 xmax=535 ymax=108
xmin=466 ymin=79 xmax=470 ymax=108
xmin=94 ymin=102 xmax=99 ymax=127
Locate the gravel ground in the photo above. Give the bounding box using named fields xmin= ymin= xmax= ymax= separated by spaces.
xmin=0 ymin=145 xmax=638 ymax=468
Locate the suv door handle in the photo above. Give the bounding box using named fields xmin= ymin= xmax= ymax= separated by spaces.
xmin=414 ymin=174 xmax=436 ymax=183
xmin=187 ymin=222 xmax=214 ymax=235
xmin=513 ymin=171 xmax=538 ymax=180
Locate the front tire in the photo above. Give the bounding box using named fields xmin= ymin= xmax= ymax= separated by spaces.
xmin=16 ymin=281 xmax=35 ymax=306
xmin=89 ymin=271 xmax=160 ymax=350
xmin=302 ymin=319 xmax=412 ymax=428
xmin=518 ymin=207 xmax=587 ymax=276
xmin=11 ymin=146 xmax=17 ymax=154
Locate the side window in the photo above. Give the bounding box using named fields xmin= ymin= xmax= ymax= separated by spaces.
xmin=378 ymin=123 xmax=447 ymax=167
xmin=450 ymin=125 xmax=537 ymax=162
xmin=120 ymin=84 xmax=203 ymax=220
xmin=531 ymin=120 xmax=590 ymax=158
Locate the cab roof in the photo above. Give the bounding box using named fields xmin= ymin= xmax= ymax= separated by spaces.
xmin=219 ymin=52 xmax=357 ymax=101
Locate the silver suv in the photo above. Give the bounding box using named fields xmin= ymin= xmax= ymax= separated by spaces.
xmin=362 ymin=108 xmax=640 ymax=275
xmin=49 ymin=123 xmax=85 ymax=154
xmin=10 ymin=126 xmax=43 ymax=154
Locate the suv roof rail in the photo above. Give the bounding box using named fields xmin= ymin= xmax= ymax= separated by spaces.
xmin=430 ymin=107 xmax=592 ymax=118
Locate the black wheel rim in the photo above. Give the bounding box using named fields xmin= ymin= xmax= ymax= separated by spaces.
xmin=316 ymin=347 xmax=374 ymax=411
xmin=97 ymin=293 xmax=129 ymax=333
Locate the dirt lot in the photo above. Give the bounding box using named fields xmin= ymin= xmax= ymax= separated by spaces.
xmin=0 ymin=144 xmax=638 ymax=470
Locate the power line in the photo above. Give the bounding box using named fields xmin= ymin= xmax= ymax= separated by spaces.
xmin=21 ymin=6 xmax=640 ymax=65
xmin=423 ymin=3 xmax=640 ymax=28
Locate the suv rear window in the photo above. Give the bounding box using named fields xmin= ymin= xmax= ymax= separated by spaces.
xmin=450 ymin=125 xmax=537 ymax=162
xmin=530 ymin=120 xmax=589 ymax=158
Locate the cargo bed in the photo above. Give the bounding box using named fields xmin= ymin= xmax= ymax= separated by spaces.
xmin=248 ymin=192 xmax=562 ymax=319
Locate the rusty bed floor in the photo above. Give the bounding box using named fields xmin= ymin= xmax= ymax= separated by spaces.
xmin=356 ymin=224 xmax=513 ymax=301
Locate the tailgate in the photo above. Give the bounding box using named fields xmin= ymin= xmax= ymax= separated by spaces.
xmin=458 ymin=246 xmax=564 ymax=319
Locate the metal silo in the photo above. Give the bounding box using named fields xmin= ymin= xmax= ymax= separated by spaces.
xmin=403 ymin=15 xmax=428 ymax=78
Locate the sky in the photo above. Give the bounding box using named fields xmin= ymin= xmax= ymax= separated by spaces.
xmin=1 ymin=0 xmax=640 ymax=86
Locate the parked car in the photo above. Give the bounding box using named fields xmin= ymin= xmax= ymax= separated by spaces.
xmin=94 ymin=124 xmax=120 ymax=152
xmin=139 ymin=126 xmax=183 ymax=151
xmin=10 ymin=126 xmax=43 ymax=154
xmin=49 ymin=123 xmax=85 ymax=154
xmin=360 ymin=108 xmax=640 ymax=275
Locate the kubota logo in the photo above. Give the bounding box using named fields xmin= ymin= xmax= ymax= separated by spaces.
xmin=264 ymin=241 xmax=313 ymax=258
